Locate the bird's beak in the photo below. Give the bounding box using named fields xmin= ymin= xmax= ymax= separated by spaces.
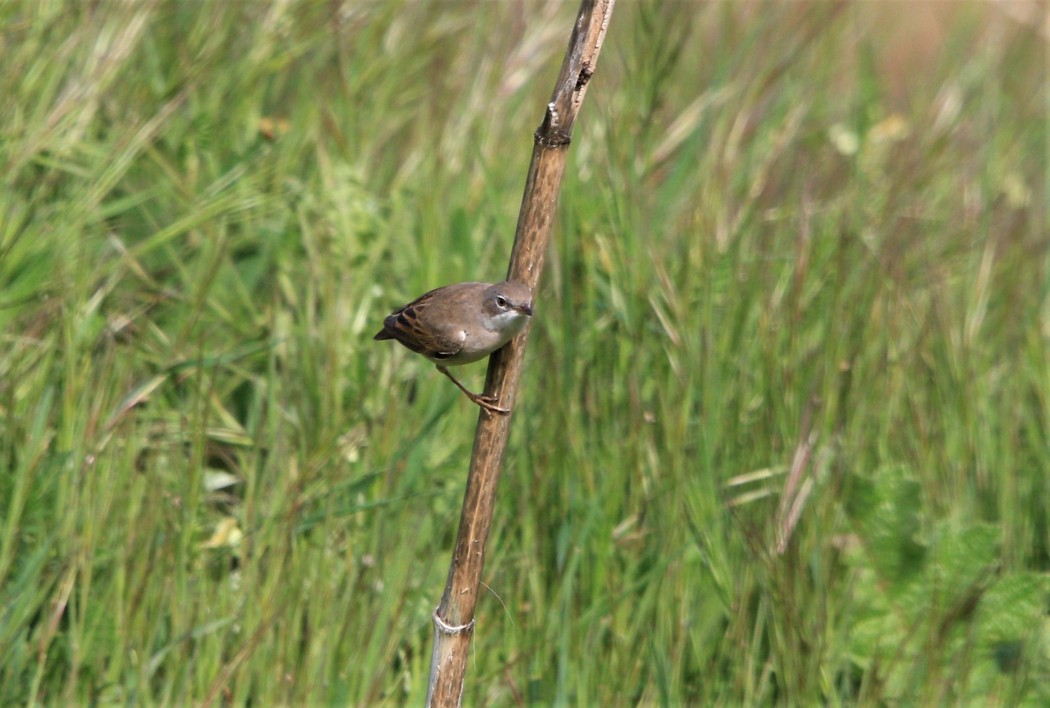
xmin=517 ymin=303 xmax=533 ymax=317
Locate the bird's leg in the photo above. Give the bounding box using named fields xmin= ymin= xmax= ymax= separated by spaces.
xmin=437 ymin=366 xmax=509 ymax=415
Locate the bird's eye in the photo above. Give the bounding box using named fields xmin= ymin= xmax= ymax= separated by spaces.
xmin=495 ymin=296 xmax=508 ymax=308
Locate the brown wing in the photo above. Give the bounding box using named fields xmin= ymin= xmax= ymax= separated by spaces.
xmin=373 ymin=285 xmax=471 ymax=359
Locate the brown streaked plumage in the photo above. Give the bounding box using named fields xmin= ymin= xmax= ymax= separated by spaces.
xmin=374 ymin=281 xmax=533 ymax=414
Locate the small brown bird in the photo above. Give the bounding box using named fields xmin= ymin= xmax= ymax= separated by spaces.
xmin=374 ymin=281 xmax=534 ymax=414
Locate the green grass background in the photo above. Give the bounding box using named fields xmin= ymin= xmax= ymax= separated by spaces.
xmin=1 ymin=0 xmax=1047 ymax=704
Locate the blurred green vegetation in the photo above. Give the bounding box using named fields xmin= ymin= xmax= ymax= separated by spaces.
xmin=1 ymin=0 xmax=1047 ymax=704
